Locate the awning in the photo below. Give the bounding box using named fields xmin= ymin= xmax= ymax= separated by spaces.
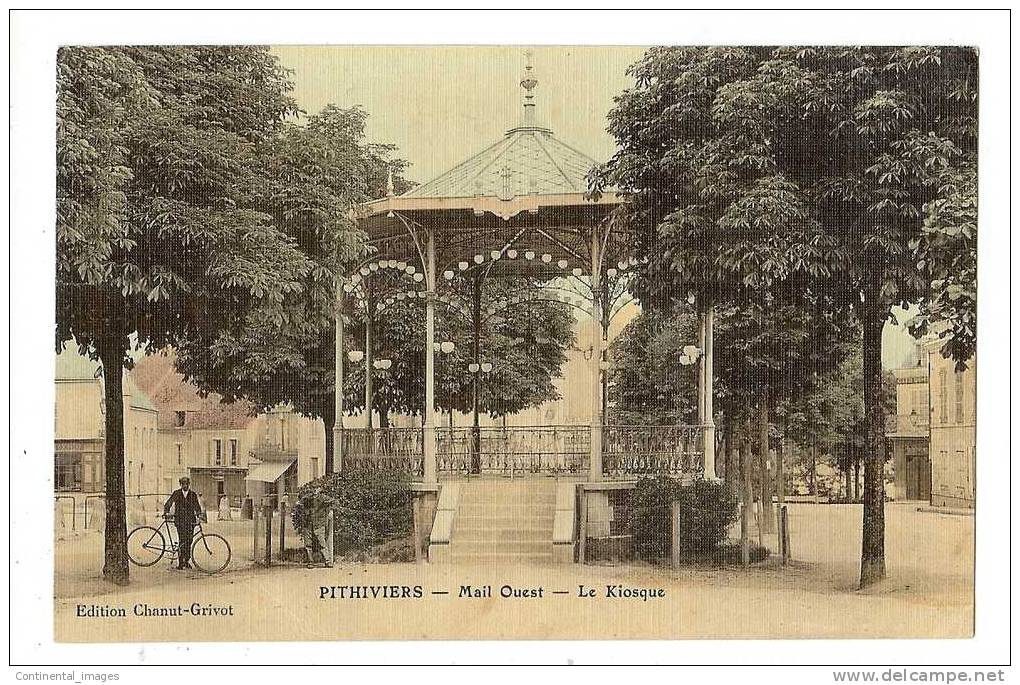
xmin=244 ymin=458 xmax=295 ymax=483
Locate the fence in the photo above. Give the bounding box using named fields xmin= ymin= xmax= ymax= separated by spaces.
xmin=578 ymin=491 xmax=793 ymax=568
xmin=251 ymin=493 xmax=417 ymax=566
xmin=339 ymin=424 xmax=705 ymax=478
xmin=54 ymin=491 xmax=249 ymax=533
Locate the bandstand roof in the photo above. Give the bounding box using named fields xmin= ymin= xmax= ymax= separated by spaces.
xmin=355 ymin=53 xmax=623 ymax=274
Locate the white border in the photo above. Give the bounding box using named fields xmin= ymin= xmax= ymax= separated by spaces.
xmin=8 ymin=7 xmax=1013 ymax=674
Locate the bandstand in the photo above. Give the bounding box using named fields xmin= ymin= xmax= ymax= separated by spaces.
xmin=332 ymin=55 xmax=716 ymax=562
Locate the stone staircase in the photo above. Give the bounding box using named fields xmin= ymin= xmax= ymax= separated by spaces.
xmin=449 ymin=478 xmax=557 ymax=565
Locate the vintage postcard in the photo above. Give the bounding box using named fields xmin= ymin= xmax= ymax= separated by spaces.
xmin=44 ymin=40 xmax=980 ymax=647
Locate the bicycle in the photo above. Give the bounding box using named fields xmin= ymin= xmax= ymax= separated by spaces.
xmin=127 ymin=515 xmax=232 ymax=574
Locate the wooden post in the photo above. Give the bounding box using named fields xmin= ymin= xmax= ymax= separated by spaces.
xmin=278 ymin=500 xmax=287 ymax=561
xmin=578 ymin=489 xmax=588 ymax=565
xmin=670 ymin=500 xmax=681 ymax=570
xmin=264 ymin=503 xmax=273 ymax=567
xmin=412 ymin=496 xmax=423 ymax=564
xmin=324 ymin=509 xmax=334 ymax=567
xmin=781 ymin=505 xmax=791 ymax=564
xmin=740 ymin=426 xmax=751 ymax=568
xmin=252 ymin=505 xmax=259 ymax=563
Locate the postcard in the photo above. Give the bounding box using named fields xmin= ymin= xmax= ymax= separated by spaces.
xmin=47 ymin=42 xmax=977 ymax=645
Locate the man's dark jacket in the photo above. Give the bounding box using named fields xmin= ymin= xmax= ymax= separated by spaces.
xmin=164 ymin=488 xmax=203 ymax=526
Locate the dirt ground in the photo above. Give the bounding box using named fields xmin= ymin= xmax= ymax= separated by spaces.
xmin=53 ymin=501 xmax=973 ymax=641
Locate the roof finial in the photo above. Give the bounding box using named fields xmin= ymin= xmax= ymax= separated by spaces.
xmin=520 ymin=49 xmax=538 ymax=126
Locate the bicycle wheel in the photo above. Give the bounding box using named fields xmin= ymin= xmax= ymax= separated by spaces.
xmin=127 ymin=526 xmax=166 ymax=567
xmin=191 ymin=533 xmax=231 ymax=574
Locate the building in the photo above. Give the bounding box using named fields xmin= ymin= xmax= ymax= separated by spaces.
xmin=54 ymin=346 xmax=160 ymax=495
xmin=886 ymin=359 xmax=931 ymax=502
xmin=130 ymin=353 xmax=326 ymax=509
xmin=925 ymin=342 xmax=976 ymax=509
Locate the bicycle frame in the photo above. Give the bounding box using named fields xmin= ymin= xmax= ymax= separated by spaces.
xmin=156 ymin=517 xmax=206 ymax=560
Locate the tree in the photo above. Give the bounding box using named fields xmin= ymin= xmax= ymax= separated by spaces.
xmin=341 ymin=277 xmax=576 ymax=422
xmin=598 ymin=46 xmax=977 ymax=587
xmin=174 ymin=104 xmax=409 ymax=472
xmin=608 ymin=309 xmax=699 ymax=426
xmin=909 ymin=164 xmax=977 ymax=368
xmin=57 ymin=47 xmax=309 ymax=585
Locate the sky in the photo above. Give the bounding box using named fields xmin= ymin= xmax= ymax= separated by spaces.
xmin=271 ymin=45 xmax=645 ymax=184
xmin=272 ymin=45 xmax=918 ymax=370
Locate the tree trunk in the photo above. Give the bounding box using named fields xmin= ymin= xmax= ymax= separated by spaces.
xmin=775 ymin=422 xmax=785 ymax=517
xmin=323 ymin=403 xmax=335 ymax=476
xmin=810 ymin=438 xmax=817 ymax=498
xmin=722 ymin=424 xmax=733 ymax=490
xmin=740 ymin=419 xmax=752 ymax=567
xmin=854 ymin=457 xmax=861 ymax=501
xmin=860 ymin=288 xmax=888 ymax=588
xmin=98 ymin=338 xmax=129 ymax=586
xmin=757 ymin=402 xmax=773 ymax=534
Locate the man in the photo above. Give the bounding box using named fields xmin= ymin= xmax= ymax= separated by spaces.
xmin=163 ymin=477 xmax=204 ymax=570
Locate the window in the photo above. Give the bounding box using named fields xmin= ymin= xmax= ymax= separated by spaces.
xmin=230 ymin=439 xmax=238 ymax=466
xmin=310 ymin=457 xmax=319 ymax=478
xmin=955 ymin=370 xmax=965 ymax=423
xmin=55 ymin=452 xmax=82 ymax=492
xmin=175 ymin=411 xmax=186 ymax=427
xmin=213 ymin=439 xmax=223 ymax=466
xmin=176 ymin=443 xmax=183 ymax=466
xmin=938 ymin=369 xmax=948 ymax=424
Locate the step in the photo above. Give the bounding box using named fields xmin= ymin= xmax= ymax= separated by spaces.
xmin=458 ymin=502 xmax=555 ymax=514
xmin=454 ymin=529 xmax=552 ymax=543
xmin=456 ymin=516 xmax=555 ymax=528
xmin=450 ymin=540 xmax=554 ymax=555
xmin=459 ymin=491 xmax=557 ymax=501
xmin=449 ymin=552 xmax=555 ymax=564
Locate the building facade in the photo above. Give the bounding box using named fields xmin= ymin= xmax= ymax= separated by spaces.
xmin=886 ymin=361 xmax=931 ymax=502
xmin=54 ymin=347 xmax=160 ymax=495
xmin=130 ymin=353 xmax=326 ymax=510
xmin=926 ymin=343 xmax=976 ymax=508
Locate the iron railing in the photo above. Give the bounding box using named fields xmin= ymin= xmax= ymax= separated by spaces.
xmin=602 ymin=425 xmax=704 ymax=477
xmin=340 ymin=427 xmax=425 ymax=476
xmin=438 ymin=426 xmax=590 ymax=475
xmin=339 ymin=424 xmax=705 ymax=478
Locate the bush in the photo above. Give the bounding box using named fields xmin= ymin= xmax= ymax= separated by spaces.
xmin=630 ymin=476 xmax=739 ymax=561
xmin=292 ymin=469 xmax=413 ymax=558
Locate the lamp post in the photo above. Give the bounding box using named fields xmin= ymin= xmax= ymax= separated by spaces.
xmin=468 ymin=361 xmax=494 ymax=474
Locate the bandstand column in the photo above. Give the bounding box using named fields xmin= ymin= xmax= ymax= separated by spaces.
xmin=364 ymin=288 xmax=374 ymax=430
xmin=332 ymin=281 xmax=345 ymax=475
xmin=589 ymin=233 xmax=603 ymax=482
xmin=703 ymin=304 xmax=717 ymax=479
xmin=423 ymin=228 xmax=438 ymax=484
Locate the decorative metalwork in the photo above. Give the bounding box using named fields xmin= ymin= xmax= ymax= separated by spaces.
xmin=340 ymin=424 xmax=705 ymax=479
xmin=340 ymin=428 xmax=424 ymax=477
xmin=602 ymin=425 xmax=705 ymax=478
xmin=437 ymin=426 xmax=590 ymax=475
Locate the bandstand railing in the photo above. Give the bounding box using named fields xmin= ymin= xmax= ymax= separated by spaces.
xmin=339 ymin=424 xmax=705 ymax=479
xmin=438 ymin=426 xmax=590 ymax=475
xmin=601 ymin=425 xmax=704 ymax=478
xmin=340 ymin=427 xmax=425 ymax=476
